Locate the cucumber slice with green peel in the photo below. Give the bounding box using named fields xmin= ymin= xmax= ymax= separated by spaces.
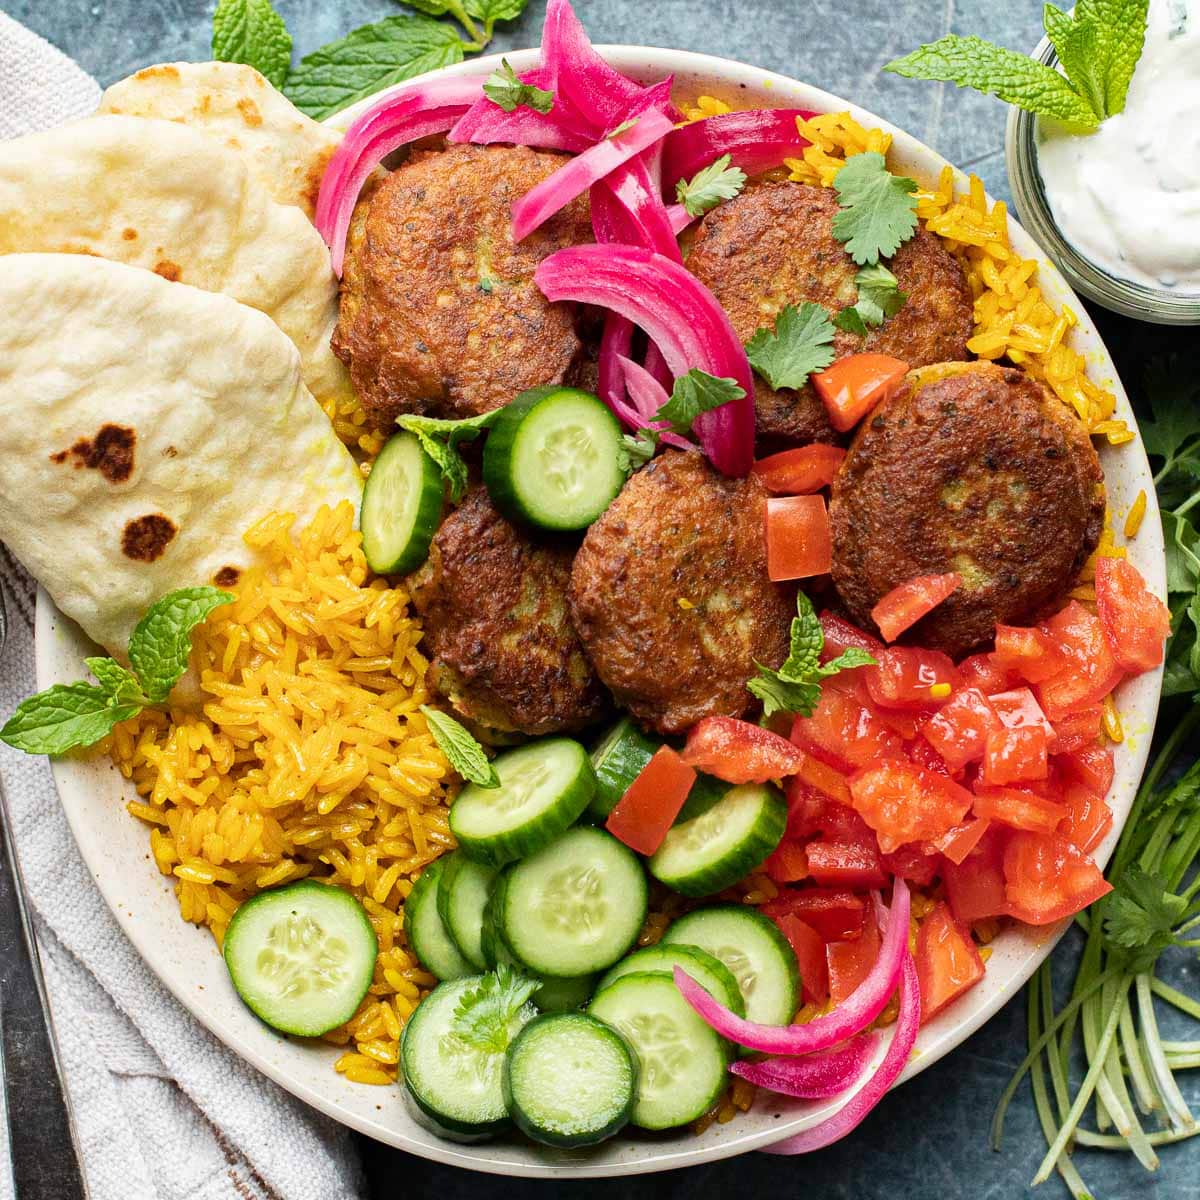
xmin=662 ymin=905 xmax=800 ymax=1027
xmin=360 ymin=431 xmax=443 ymax=575
xmin=405 ymin=859 xmax=471 ymax=982
xmin=450 ymin=738 xmax=596 ymax=867
xmin=675 ymin=771 xmax=732 ymax=825
xmin=482 ymin=387 xmax=626 ymax=531
xmin=401 ymin=975 xmax=535 ymax=1138
xmin=498 ymin=827 xmax=648 ymax=977
xmin=594 ymin=942 xmax=745 ymax=1019
xmin=648 ymin=783 xmax=786 ymax=897
xmin=588 ymin=972 xmax=728 ymax=1130
xmin=532 ymin=972 xmax=598 ymax=1012
xmin=503 ymin=1012 xmax=637 ymax=1147
xmin=437 ymin=852 xmax=497 ymax=971
xmin=223 ymin=881 xmax=377 ymax=1037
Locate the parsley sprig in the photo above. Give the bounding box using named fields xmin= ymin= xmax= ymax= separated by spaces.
xmin=745 ymin=302 xmax=837 ymax=393
xmin=675 ymin=154 xmax=748 ymax=218
xmin=830 ymin=152 xmax=919 ymax=266
xmin=483 ymin=58 xmax=554 ymax=114
xmin=449 ymin=963 xmax=538 ymax=1052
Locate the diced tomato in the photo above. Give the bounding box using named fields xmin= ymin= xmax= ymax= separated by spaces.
xmin=774 ymin=914 xmax=829 ymax=1005
xmin=870 ymin=573 xmax=961 ymax=643
xmin=957 ymin=652 xmax=1016 ymax=695
xmin=752 ymin=444 xmax=847 ymax=495
xmin=1049 ymin=706 xmax=1103 ymax=755
xmin=915 ymin=903 xmax=985 ymax=1023
xmin=1095 ymin=557 xmax=1171 ymax=674
xmin=794 ymin=750 xmax=853 ymax=806
xmin=988 ymin=688 xmax=1054 ymax=736
xmin=1057 ymin=743 xmax=1115 ymax=798
xmin=865 ymin=647 xmax=957 ymax=711
xmin=873 ymin=704 xmax=923 ymax=740
xmin=765 ymin=495 xmax=832 ymax=581
xmin=762 ymin=888 xmax=867 ymax=941
xmin=819 ymin=612 xmax=883 ymax=662
xmin=942 ymin=826 xmax=1012 ymax=922
xmin=848 ymin=759 xmax=973 ymax=853
xmin=806 ymin=837 xmax=888 ymax=890
xmin=764 ymin=838 xmax=810 ymax=884
xmin=1059 ymin=783 xmax=1114 ymax=854
xmin=790 ymin=681 xmax=906 ymax=772
xmin=680 ymin=716 xmax=804 ymax=783
xmin=906 ymin=734 xmax=952 ymax=776
xmin=1037 ymin=602 xmax=1124 ymax=720
xmin=991 ymin=625 xmax=1065 ymax=684
xmin=605 ymin=745 xmax=695 ymax=855
xmin=929 ymin=816 xmax=991 ymax=865
xmin=973 ymin=784 xmax=1067 ymax=833
xmin=1003 ymin=831 xmax=1112 ymax=925
xmin=923 ymin=687 xmax=1002 ymax=770
xmin=784 ymin=781 xmax=877 ymax=845
xmin=812 ymin=353 xmax=909 ymax=432
xmin=881 ymin=842 xmax=939 ymax=886
xmin=827 ymin=908 xmax=881 ymax=1004
xmin=982 ymin=725 xmax=1049 ymax=786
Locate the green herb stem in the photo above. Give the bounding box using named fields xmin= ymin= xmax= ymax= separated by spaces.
xmin=1119 ymin=996 xmax=1161 ymax=1116
xmin=1136 ymin=973 xmax=1198 ymax=1132
xmin=1152 ymin=978 xmax=1200 ymax=1022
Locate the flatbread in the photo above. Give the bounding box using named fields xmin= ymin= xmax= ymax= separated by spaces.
xmin=0 ymin=253 xmax=363 ymax=658
xmin=0 ymin=113 xmax=352 ymax=414
xmin=98 ymin=62 xmax=340 ymax=220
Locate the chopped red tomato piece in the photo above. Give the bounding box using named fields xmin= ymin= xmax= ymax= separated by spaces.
xmin=915 ymin=903 xmax=985 ymax=1023
xmin=1037 ymin=602 xmax=1124 ymax=720
xmin=785 ymin=781 xmax=879 ymax=844
xmin=988 ymin=688 xmax=1054 ymax=735
xmin=794 ymin=750 xmax=853 ymax=806
xmin=991 ymin=625 xmax=1064 ymax=684
xmin=819 ymin=612 xmax=883 ymax=662
xmin=1003 ymin=831 xmax=1112 ymax=925
xmin=790 ymin=680 xmax=906 ymax=772
xmin=806 ymin=837 xmax=888 ymax=890
xmin=870 ymin=572 xmax=961 ymax=643
xmin=941 ymin=826 xmax=1011 ymax=922
xmin=605 ymin=745 xmax=696 ymax=855
xmin=1057 ymin=743 xmax=1115 ymax=797
xmin=957 ymin=652 xmax=1017 ymax=695
xmin=774 ymin=914 xmax=829 ymax=1005
xmin=983 ymin=725 xmax=1049 ymax=786
xmin=1049 ymin=706 xmax=1104 ymax=755
xmin=906 ymin=734 xmax=952 ymax=776
xmin=865 ymin=647 xmax=957 ymax=711
xmin=923 ymin=687 xmax=1002 ymax=770
xmin=765 ymin=495 xmax=831 ymax=581
xmin=1095 ymin=557 xmax=1171 ymax=673
xmin=930 ymin=816 xmax=991 ymax=865
xmin=827 ymin=908 xmax=881 ymax=1004
xmin=812 ymin=353 xmax=908 ymax=432
xmin=681 ymin=716 xmax=804 ymax=783
xmin=762 ymin=888 xmax=867 ymax=941
xmin=752 ymin=444 xmax=846 ymax=495
xmin=848 ymin=759 xmax=973 ymax=853
xmin=764 ymin=839 xmax=810 ymax=884
xmin=1059 ymin=783 xmax=1114 ymax=854
xmin=973 ymin=784 xmax=1067 ymax=833
xmin=881 ymin=842 xmax=939 ymax=886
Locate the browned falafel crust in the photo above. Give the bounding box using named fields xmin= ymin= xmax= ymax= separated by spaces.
xmin=568 ymin=450 xmax=793 ymax=735
xmin=407 ymin=487 xmax=608 ymax=736
xmin=334 ymin=143 xmax=592 ymax=429
xmin=685 ymin=181 xmax=974 ymax=449
xmin=829 ymin=362 xmax=1106 ymax=658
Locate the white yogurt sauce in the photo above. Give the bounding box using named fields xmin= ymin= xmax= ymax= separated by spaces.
xmin=1036 ymin=0 xmax=1200 ymax=292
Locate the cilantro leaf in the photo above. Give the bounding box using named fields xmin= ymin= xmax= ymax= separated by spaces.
xmin=617 ymin=430 xmax=658 ymax=476
xmin=128 ymin=587 xmax=234 ymax=704
xmin=676 ymin=154 xmax=748 ymax=218
xmin=420 ymin=705 xmax=500 ymax=788
xmin=282 ymin=15 xmax=466 ymax=119
xmin=655 ymin=370 xmax=745 ymax=439
xmin=1163 ymin=511 xmax=1200 ymax=597
xmin=833 ymin=263 xmax=907 ymax=335
xmin=483 ymin=58 xmax=554 ymax=113
xmin=449 ymin=963 xmax=538 ymax=1052
xmin=745 ymin=302 xmax=837 ymax=391
xmin=397 ymin=409 xmax=500 ymax=503
xmin=830 ymin=152 xmax=920 ymax=266
xmin=212 ymin=0 xmax=293 ymax=89
xmin=1103 ymin=867 xmax=1189 ymax=970
xmin=0 ymin=684 xmax=142 ymax=756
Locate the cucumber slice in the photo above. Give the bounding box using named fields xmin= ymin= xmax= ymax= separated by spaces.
xmin=405 ymin=859 xmax=471 ymax=982
xmin=675 ymin=772 xmax=731 ymax=825
xmin=533 ymin=972 xmax=597 ymax=1012
xmin=437 ymin=852 xmax=497 ymax=970
xmin=223 ymin=881 xmax=377 ymax=1037
xmin=360 ymin=431 xmax=443 ymax=575
xmin=450 ymin=738 xmax=596 ymax=868
xmin=588 ymin=972 xmax=728 ymax=1130
xmin=498 ymin=827 xmax=648 ymax=977
xmin=648 ymin=783 xmax=786 ymax=897
xmin=594 ymin=943 xmax=745 ymax=1018
xmin=662 ymin=905 xmax=800 ymax=1027
xmin=482 ymin=387 xmax=625 ymax=531
xmin=401 ymin=975 xmax=535 ymax=1138
xmin=503 ymin=1012 xmax=636 ymax=1147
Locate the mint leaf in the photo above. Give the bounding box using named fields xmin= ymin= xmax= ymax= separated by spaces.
xmin=834 ymin=263 xmax=907 ymax=335
xmin=655 ymin=370 xmax=745 ymax=439
xmin=282 ymin=15 xmax=466 ymax=120
xmin=830 ymin=152 xmax=920 ymax=266
xmin=128 ymin=587 xmax=233 ymax=704
xmin=397 ymin=409 xmax=500 ymax=504
xmin=85 ymin=658 xmax=148 ymax=705
xmin=1076 ymin=0 xmax=1149 ymax=117
xmin=212 ymin=0 xmax=293 ymax=89
xmin=1043 ymin=4 xmax=1107 ymax=120
xmin=0 ymin=684 xmax=142 ymax=755
xmin=676 ymin=154 xmax=748 ymax=218
xmin=420 ymin=705 xmax=500 ymax=788
xmin=745 ymin=302 xmax=837 ymax=391
xmin=449 ymin=963 xmax=538 ymax=1052
xmin=779 ymin=590 xmax=825 ymax=679
xmin=465 ymin=0 xmax=530 ymax=22
xmin=483 ymin=58 xmax=554 ymax=114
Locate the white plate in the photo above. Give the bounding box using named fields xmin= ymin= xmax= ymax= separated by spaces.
xmin=37 ymin=45 xmax=1165 ymax=1178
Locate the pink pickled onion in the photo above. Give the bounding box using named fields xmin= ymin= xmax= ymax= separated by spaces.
xmin=660 ymin=108 xmax=815 ymax=192
xmin=512 ymin=107 xmax=675 ymax=241
xmin=315 ymin=77 xmax=483 ymax=276
xmin=670 ymin=878 xmax=911 ymax=1051
xmin=730 ymin=1033 xmax=879 ymax=1099
xmin=665 ymin=202 xmax=693 ymax=235
xmin=763 ymin=954 xmax=921 ymax=1154
xmin=642 ymin=340 xmax=673 ymax=390
xmin=597 ymin=315 xmax=641 ymax=429
xmin=617 ymin=354 xmax=670 ymax=419
xmin=536 ymin=244 xmax=756 ymax=476
xmin=594 ymin=153 xmax=681 ymax=262
xmin=448 ymin=66 xmax=595 ymax=153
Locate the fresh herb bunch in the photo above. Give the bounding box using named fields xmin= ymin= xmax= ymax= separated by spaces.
xmin=211 ymin=0 xmax=533 ymax=119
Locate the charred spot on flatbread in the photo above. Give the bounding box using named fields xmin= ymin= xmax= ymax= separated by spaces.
xmin=122 ymin=228 xmax=137 ymax=241
xmin=122 ymin=513 xmax=177 ymax=561
xmin=153 ymin=260 xmax=182 ymax=282
xmin=52 ymin=424 xmax=136 ymax=483
xmin=236 ymin=97 xmax=263 ymax=127
xmin=214 ymin=565 xmax=241 ymax=587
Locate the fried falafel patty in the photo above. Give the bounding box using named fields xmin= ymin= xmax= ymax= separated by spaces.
xmin=334 ymin=143 xmax=592 ymax=428
xmin=830 ymin=362 xmax=1106 ymax=658
xmin=569 ymin=451 xmax=793 ymax=735
xmin=685 ymin=181 xmax=974 ymax=449
xmin=408 ymin=487 xmax=608 ymax=736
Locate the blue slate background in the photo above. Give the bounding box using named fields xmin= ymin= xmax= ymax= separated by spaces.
xmin=10 ymin=1 xmax=1200 ymax=1197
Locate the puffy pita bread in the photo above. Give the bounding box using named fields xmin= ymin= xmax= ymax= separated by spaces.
xmin=0 ymin=113 xmax=352 ymax=413
xmin=98 ymin=62 xmax=339 ymax=220
xmin=0 ymin=253 xmax=362 ymax=658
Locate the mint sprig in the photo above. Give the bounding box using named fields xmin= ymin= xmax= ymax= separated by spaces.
xmin=420 ymin=705 xmax=500 ymax=788
xmin=398 ymin=409 xmax=501 ymax=504
xmin=211 ymin=0 xmax=292 ymax=89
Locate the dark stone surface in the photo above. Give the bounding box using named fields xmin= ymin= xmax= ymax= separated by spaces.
xmin=7 ymin=1 xmax=1200 ymax=1197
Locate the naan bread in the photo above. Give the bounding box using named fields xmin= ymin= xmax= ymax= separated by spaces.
xmin=0 ymin=114 xmax=352 ymax=413
xmin=98 ymin=62 xmax=339 ymax=220
xmin=0 ymin=253 xmax=362 ymax=658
